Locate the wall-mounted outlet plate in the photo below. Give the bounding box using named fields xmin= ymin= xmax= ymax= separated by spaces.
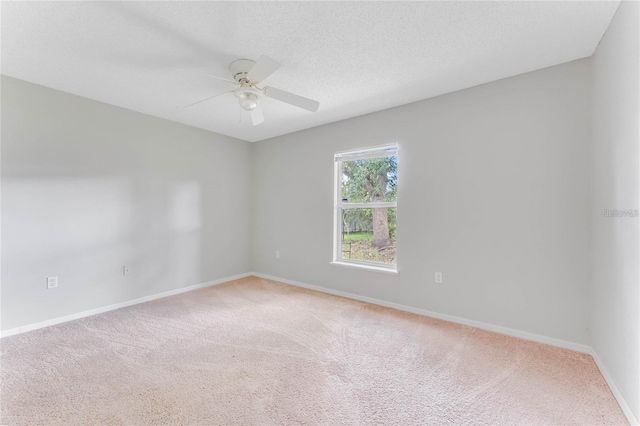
xmin=435 ymin=272 xmax=443 ymax=284
xmin=123 ymin=266 xmax=132 ymax=276
xmin=276 ymin=251 xmax=280 ymax=259
xmin=47 ymin=276 xmax=58 ymax=289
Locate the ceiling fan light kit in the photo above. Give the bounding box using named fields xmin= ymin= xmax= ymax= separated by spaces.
xmin=233 ymin=88 xmax=260 ymax=111
xmin=176 ymin=55 xmax=319 ymax=127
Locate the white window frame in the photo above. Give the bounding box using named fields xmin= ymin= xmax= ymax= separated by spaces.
xmin=332 ymin=143 xmax=398 ymax=273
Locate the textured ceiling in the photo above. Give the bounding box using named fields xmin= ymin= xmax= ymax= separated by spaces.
xmin=1 ymin=1 xmax=619 ymax=142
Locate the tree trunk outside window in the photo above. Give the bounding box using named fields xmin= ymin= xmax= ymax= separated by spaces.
xmin=370 ymin=171 xmax=390 ymax=248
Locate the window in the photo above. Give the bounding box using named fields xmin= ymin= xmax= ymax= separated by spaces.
xmin=333 ymin=143 xmax=398 ymax=271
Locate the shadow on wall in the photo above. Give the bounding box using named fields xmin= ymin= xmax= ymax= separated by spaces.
xmin=1 ymin=176 xmax=204 ymax=328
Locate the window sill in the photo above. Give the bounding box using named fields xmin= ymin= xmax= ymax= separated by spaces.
xmin=330 ymin=261 xmax=398 ymax=275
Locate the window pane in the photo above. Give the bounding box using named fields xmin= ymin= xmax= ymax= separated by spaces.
xmin=340 ymin=208 xmax=396 ymax=265
xmin=340 ymin=155 xmax=397 ymax=203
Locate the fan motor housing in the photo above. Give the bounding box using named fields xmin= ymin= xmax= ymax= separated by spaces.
xmin=230 ymin=59 xmax=256 ymax=83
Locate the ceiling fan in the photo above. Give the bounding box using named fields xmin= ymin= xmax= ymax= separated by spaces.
xmin=169 ymin=55 xmax=320 ymax=126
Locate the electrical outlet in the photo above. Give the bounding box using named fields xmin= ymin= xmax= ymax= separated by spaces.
xmin=47 ymin=276 xmax=58 ymax=289
xmin=123 ymin=266 xmax=132 ymax=276
xmin=275 ymin=251 xmax=280 ymax=259
xmin=435 ymin=272 xmax=443 ymax=284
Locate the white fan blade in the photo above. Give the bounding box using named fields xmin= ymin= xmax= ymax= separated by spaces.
xmin=181 ymin=91 xmax=232 ymax=108
xmin=262 ymin=86 xmax=319 ymax=112
xmin=247 ymin=55 xmax=280 ymax=83
xmin=165 ymin=66 xmax=237 ymax=85
xmin=250 ymin=104 xmax=265 ymax=126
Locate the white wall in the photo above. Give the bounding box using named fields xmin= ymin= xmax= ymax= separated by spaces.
xmin=1 ymin=76 xmax=252 ymax=330
xmin=591 ymin=0 xmax=640 ymax=421
xmin=251 ymin=58 xmax=592 ymax=345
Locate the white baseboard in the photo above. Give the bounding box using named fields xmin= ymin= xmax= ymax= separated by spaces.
xmin=250 ymin=272 xmax=591 ymax=353
xmin=1 ymin=272 xmax=251 ymax=338
xmin=590 ymin=350 xmax=640 ymax=425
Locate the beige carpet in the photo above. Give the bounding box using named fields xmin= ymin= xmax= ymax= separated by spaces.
xmin=1 ymin=276 xmax=627 ymax=425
